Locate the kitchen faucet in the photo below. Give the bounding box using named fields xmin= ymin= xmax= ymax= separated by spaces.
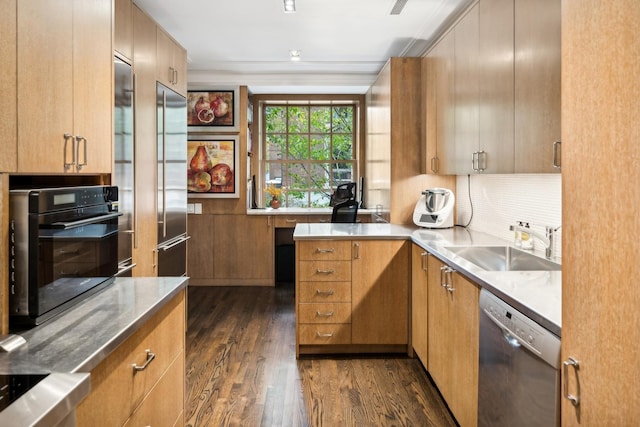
xmin=510 ymin=223 xmax=561 ymax=259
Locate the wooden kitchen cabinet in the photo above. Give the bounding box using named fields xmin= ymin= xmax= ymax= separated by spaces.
xmin=411 ymin=244 xmax=429 ymax=367
xmin=514 ymin=0 xmax=561 ymax=173
xmin=296 ymin=239 xmax=410 ymax=355
xmin=114 ymin=0 xmax=133 ymax=60
xmin=0 ymin=0 xmax=16 ymax=173
xmin=16 ymin=0 xmax=112 ymax=174
xmin=352 ymin=240 xmax=409 ymax=345
xmin=453 ymin=3 xmax=480 ymax=174
xmin=76 ymin=290 xmax=185 ymax=427
xmin=478 ymin=0 xmax=515 ymax=173
xmin=157 ymin=27 xmax=188 ymax=96
xmin=426 ymin=31 xmax=456 ymax=175
xmin=188 ymin=214 xmax=274 ymax=286
xmin=561 ymin=1 xmax=640 ymax=424
xmin=427 ymin=255 xmax=479 ymax=427
xmin=131 ymin=5 xmax=158 ymax=277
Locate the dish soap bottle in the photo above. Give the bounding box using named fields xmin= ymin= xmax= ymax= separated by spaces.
xmin=521 ymin=223 xmax=534 ymax=250
xmin=514 ymin=221 xmax=523 ymax=247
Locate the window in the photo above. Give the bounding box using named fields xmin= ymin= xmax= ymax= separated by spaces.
xmin=260 ymin=100 xmax=360 ymax=208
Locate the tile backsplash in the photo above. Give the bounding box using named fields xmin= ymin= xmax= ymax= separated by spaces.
xmin=455 ymin=174 xmax=562 ymax=258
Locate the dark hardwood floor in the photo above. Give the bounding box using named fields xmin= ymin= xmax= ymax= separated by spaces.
xmin=185 ymin=283 xmax=456 ymax=427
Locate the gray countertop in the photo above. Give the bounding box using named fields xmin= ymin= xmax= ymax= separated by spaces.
xmin=0 ymin=276 xmax=188 ymax=426
xmin=294 ymin=223 xmax=561 ymax=337
xmin=247 ymin=207 xmax=374 ymax=215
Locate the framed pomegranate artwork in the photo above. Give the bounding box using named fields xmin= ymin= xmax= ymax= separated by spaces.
xmin=187 ymin=88 xmax=238 ymax=132
xmin=187 ymin=135 xmax=239 ymax=198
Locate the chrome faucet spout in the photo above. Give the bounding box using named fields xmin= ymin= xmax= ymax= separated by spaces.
xmin=510 ymin=222 xmax=560 ymax=259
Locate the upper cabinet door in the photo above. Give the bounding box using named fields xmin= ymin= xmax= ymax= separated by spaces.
xmin=16 ymin=0 xmax=112 ymax=174
xmin=114 ymin=0 xmax=133 ymax=60
xmin=0 ymin=0 xmax=17 ymax=173
xmin=514 ymin=0 xmax=561 ymax=173
xmin=454 ymin=3 xmax=480 ymax=175
xmin=479 ymin=0 xmax=515 ymax=173
xmin=157 ymin=28 xmax=187 ymax=97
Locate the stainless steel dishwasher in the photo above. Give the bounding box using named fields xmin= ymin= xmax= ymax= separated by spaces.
xmin=478 ymin=289 xmax=561 ymax=426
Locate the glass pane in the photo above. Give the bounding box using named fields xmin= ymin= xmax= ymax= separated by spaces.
xmin=286 ymin=190 xmax=307 ymax=208
xmin=264 ymin=163 xmax=283 ymax=188
xmin=332 ymin=134 xmax=353 ymax=160
xmin=287 ymin=163 xmax=310 ymax=189
xmin=310 ymin=107 xmax=331 ymax=133
xmin=310 ymin=190 xmax=331 ymax=208
xmin=332 ymin=162 xmax=354 ymax=185
xmin=332 ymin=106 xmax=353 ymax=133
xmin=288 ymin=135 xmax=309 ymax=160
xmin=288 ymin=106 xmax=309 ymax=133
xmin=310 ymin=163 xmax=331 ymax=191
xmin=265 ymin=106 xmax=286 ymax=132
xmin=265 ymin=134 xmax=286 ymax=160
xmin=310 ymin=135 xmax=331 ymax=160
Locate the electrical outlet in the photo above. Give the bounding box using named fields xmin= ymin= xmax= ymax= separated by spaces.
xmin=195 ymin=203 xmax=202 ymax=214
xmin=187 ymin=203 xmax=195 ymax=214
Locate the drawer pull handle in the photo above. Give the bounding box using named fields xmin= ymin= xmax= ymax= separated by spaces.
xmin=132 ymin=349 xmax=156 ymax=372
xmin=316 ymin=331 xmax=334 ymax=338
xmin=315 ymin=248 xmax=335 ymax=253
xmin=285 ymin=219 xmax=298 ymax=223
xmin=316 ymin=310 xmax=334 ymax=317
xmin=316 ymin=289 xmax=335 ymax=296
xmin=316 ymin=269 xmax=335 ymax=274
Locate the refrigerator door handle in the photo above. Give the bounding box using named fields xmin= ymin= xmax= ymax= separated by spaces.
xmin=158 ymin=235 xmax=191 ymax=251
xmin=161 ymin=90 xmax=168 ymax=239
xmin=132 ymin=72 xmax=138 ymax=249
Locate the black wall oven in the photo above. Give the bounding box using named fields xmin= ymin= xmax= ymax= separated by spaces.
xmin=9 ymin=186 xmax=120 ymax=327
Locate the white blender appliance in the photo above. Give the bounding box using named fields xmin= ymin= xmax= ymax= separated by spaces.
xmin=413 ymin=188 xmax=455 ymax=228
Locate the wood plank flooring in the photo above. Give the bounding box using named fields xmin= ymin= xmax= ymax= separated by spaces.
xmin=185 ymin=284 xmax=456 ymax=427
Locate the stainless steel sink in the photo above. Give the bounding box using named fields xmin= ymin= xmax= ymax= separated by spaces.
xmin=444 ymin=246 xmax=561 ymax=271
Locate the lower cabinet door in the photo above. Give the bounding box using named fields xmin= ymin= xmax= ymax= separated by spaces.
xmin=124 ymin=352 xmax=184 ymax=427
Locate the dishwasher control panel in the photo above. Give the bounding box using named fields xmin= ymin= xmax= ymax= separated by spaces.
xmin=479 ymin=289 xmax=561 ymax=369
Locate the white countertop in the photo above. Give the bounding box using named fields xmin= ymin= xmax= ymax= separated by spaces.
xmin=293 ymin=223 xmax=561 ymax=336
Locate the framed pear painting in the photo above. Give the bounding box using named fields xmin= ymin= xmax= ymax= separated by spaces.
xmin=187 ymin=135 xmax=239 ymax=198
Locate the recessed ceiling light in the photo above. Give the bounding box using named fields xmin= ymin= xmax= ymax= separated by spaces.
xmin=289 ymin=50 xmax=301 ymax=61
xmin=284 ymin=0 xmax=296 ymax=13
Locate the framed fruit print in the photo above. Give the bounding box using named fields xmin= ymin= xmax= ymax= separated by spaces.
xmin=187 ymin=88 xmax=239 ymax=132
xmin=187 ymin=135 xmax=239 ymax=198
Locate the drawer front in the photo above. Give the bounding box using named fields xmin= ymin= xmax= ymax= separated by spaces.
xmin=298 ymin=281 xmax=351 ymax=303
xmin=123 ymin=351 xmax=184 ymax=427
xmin=299 ymin=324 xmax=351 ymax=345
xmin=305 ymin=215 xmax=331 ymax=224
xmin=298 ymin=240 xmax=351 ymax=261
xmin=274 ymin=215 xmax=309 ymax=228
xmin=298 ymin=260 xmax=351 ymax=281
xmin=76 ymin=291 xmax=185 ymax=427
xmin=298 ymin=302 xmax=351 ymax=324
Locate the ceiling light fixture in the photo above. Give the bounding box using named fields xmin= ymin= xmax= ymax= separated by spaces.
xmin=289 ymin=50 xmax=301 ymax=61
xmin=284 ymin=0 xmax=296 ymax=13
xmin=390 ymin=0 xmax=408 ymax=15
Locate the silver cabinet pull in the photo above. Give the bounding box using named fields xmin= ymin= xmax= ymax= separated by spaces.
xmin=430 ymin=157 xmax=439 ymax=173
xmin=132 ymin=349 xmax=156 ymax=372
xmin=421 ymin=252 xmax=429 ymax=271
xmin=563 ymin=357 xmax=580 ymax=407
xmin=316 ymin=331 xmax=334 ymax=338
xmin=316 ymin=268 xmax=334 ymax=274
xmin=353 ymin=241 xmax=360 ymax=259
xmin=440 ymin=265 xmax=448 ymax=288
xmin=285 ymin=218 xmax=298 ymax=223
xmin=316 ymin=289 xmax=335 ymax=296
xmin=315 ymin=248 xmax=335 ymax=253
xmin=316 ymin=311 xmax=334 ymax=317
xmin=446 ymin=267 xmax=456 ymax=292
xmin=553 ymin=140 xmax=562 ymax=168
xmin=472 ymin=152 xmax=478 ymax=171
xmin=75 ymin=135 xmax=87 ymax=170
xmin=477 ymin=150 xmax=487 ymax=172
xmin=64 ymin=133 xmax=75 ymax=170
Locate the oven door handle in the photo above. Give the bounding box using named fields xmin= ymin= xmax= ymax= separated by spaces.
xmin=50 ymin=212 xmax=123 ymax=229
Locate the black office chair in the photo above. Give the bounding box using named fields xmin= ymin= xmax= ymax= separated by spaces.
xmin=331 ymin=199 xmax=359 ymax=223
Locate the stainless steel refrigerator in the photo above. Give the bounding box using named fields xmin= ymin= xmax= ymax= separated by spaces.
xmin=156 ymin=83 xmax=189 ymax=276
xmin=113 ymin=57 xmax=136 ymax=276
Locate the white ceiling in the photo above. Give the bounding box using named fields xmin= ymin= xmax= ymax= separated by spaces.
xmin=133 ymin=0 xmax=472 ymax=94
